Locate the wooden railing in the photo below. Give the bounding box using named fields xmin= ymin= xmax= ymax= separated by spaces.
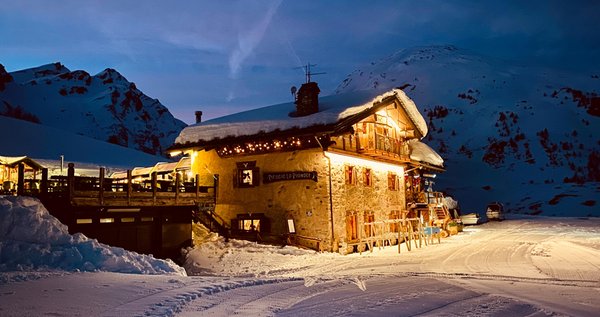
xmin=331 ymin=123 xmax=411 ymax=161
xmin=37 ymin=163 xmax=217 ymax=207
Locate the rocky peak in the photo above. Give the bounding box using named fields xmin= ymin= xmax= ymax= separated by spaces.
xmin=0 ymin=64 xmax=14 ymax=91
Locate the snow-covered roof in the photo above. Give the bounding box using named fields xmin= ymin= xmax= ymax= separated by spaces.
xmin=175 ymin=156 xmax=191 ymax=170
xmin=174 ymin=89 xmax=428 ymax=147
xmin=108 ymin=156 xmax=189 ymax=178
xmin=0 ymin=155 xmax=28 ymax=165
xmin=153 ymin=161 xmax=178 ymax=174
xmin=132 ymin=166 xmax=154 ymax=177
xmin=408 ymin=139 xmax=444 ymax=168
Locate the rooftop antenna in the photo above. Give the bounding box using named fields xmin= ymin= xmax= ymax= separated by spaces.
xmin=295 ymin=63 xmax=325 ymax=83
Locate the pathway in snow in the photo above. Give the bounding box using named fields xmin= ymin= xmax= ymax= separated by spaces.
xmin=175 ymin=217 xmax=600 ymax=316
xmin=1 ymin=217 xmax=598 ymax=316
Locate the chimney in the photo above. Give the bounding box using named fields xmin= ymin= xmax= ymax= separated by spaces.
xmin=294 ymin=82 xmax=320 ymax=116
xmin=195 ymin=111 xmax=203 ymax=124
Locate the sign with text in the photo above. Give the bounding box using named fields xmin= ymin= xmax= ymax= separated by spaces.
xmin=263 ymin=171 xmax=318 ymax=184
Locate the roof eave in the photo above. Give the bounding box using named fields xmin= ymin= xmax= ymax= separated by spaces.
xmin=169 ymin=123 xmax=338 ymax=152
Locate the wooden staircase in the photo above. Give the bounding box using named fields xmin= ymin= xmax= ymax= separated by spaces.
xmin=193 ymin=202 xmax=230 ymax=240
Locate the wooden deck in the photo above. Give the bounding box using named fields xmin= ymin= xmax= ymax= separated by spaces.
xmin=31 ymin=163 xmax=220 ymax=260
xmin=38 ymin=163 xmax=217 ymax=207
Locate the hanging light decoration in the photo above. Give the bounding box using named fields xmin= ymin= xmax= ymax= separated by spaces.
xmin=215 ymin=135 xmax=327 ymax=157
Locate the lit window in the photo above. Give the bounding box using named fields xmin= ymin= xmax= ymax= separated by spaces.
xmin=76 ymin=218 xmax=93 ymax=224
xmin=240 ymin=219 xmax=261 ymax=231
xmin=345 ymin=165 xmax=356 ymax=185
xmin=389 ymin=210 xmax=400 ymax=232
xmin=388 ymin=172 xmax=398 ymax=191
xmin=99 ymin=218 xmax=114 ymax=223
xmin=364 ymin=212 xmax=375 ymax=237
xmin=346 ymin=212 xmax=358 ymax=241
xmin=363 ymin=168 xmax=372 ymax=187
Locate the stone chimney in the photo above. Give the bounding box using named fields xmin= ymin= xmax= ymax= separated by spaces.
xmin=294 ymin=82 xmax=320 ymax=116
xmin=195 ymin=111 xmax=203 ymax=124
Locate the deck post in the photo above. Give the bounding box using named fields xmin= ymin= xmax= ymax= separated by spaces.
xmin=195 ymin=174 xmax=200 ymax=198
xmin=40 ymin=168 xmax=48 ymax=195
xmin=67 ymin=163 xmax=75 ymax=201
xmin=213 ymin=174 xmax=219 ymax=204
xmin=127 ymin=170 xmax=132 ymax=206
xmin=17 ymin=163 xmax=25 ymax=196
xmin=151 ymin=172 xmax=157 ymax=205
xmin=175 ymin=173 xmax=181 ymax=204
xmin=99 ymin=167 xmax=105 ymax=206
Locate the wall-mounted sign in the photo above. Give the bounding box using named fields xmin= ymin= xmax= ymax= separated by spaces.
xmin=263 ymin=171 xmax=318 ymax=184
xmin=236 ymin=161 xmax=259 ymax=187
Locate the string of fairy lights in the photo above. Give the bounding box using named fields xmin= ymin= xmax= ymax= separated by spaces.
xmin=215 ymin=136 xmax=329 ymax=157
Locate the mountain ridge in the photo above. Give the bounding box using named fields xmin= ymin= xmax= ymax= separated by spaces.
xmin=0 ymin=62 xmax=186 ymax=156
xmin=335 ymin=45 xmax=600 ymax=216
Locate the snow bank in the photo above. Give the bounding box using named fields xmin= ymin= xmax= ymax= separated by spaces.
xmin=0 ymin=196 xmax=185 ymax=276
xmin=184 ymin=223 xmax=332 ymax=277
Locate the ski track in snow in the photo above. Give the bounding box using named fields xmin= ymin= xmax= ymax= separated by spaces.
xmin=1 ymin=218 xmax=599 ymax=316
xmin=171 ymin=219 xmax=599 ymax=316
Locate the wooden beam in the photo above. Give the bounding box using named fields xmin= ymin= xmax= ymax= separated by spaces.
xmin=175 ymin=172 xmax=181 ymax=204
xmin=213 ymin=174 xmax=219 ymax=204
xmin=99 ymin=167 xmax=105 ymax=206
xmin=152 ymin=172 xmax=157 ymax=205
xmin=195 ymin=174 xmax=200 ymax=198
xmin=17 ymin=163 xmax=24 ymax=196
xmin=40 ymin=168 xmax=48 ymax=195
xmin=67 ymin=163 xmax=75 ymax=201
xmin=126 ymin=170 xmax=132 ymax=206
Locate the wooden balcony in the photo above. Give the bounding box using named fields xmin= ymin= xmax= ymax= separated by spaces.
xmin=331 ymin=130 xmax=411 ymax=164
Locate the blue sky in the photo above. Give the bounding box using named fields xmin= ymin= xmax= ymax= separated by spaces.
xmin=1 ymin=0 xmax=599 ymax=124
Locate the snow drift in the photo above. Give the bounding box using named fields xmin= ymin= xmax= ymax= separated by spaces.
xmin=0 ymin=195 xmax=185 ymax=275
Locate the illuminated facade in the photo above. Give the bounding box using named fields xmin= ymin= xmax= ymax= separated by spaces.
xmin=170 ymin=87 xmax=444 ymax=252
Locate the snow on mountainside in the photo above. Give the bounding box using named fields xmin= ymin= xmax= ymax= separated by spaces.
xmin=0 ymin=115 xmax=166 ymax=167
xmin=335 ymin=45 xmax=600 ymax=216
xmin=0 ymin=62 xmax=187 ymax=156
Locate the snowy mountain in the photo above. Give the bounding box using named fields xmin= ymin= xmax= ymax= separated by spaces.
xmin=335 ymin=45 xmax=600 ymax=216
xmin=0 ymin=115 xmax=166 ymax=167
xmin=0 ymin=63 xmax=186 ymax=156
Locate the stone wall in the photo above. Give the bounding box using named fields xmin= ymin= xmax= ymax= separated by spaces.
xmin=192 ymin=149 xmax=331 ymax=245
xmin=191 ymin=149 xmax=405 ymax=252
xmin=327 ymin=152 xmax=405 ymax=250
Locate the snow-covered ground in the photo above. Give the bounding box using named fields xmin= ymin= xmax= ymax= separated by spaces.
xmin=1 ymin=196 xmax=599 ymax=316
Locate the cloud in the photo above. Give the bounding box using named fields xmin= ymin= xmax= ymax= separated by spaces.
xmin=228 ymin=0 xmax=282 ymax=79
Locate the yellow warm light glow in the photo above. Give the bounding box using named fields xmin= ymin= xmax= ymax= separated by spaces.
xmin=324 ymin=151 xmax=404 ymax=174
xmin=169 ymin=150 xmax=182 ymax=157
xmin=190 ymin=151 xmax=198 ymax=169
xmin=375 ymin=109 xmax=403 ymax=133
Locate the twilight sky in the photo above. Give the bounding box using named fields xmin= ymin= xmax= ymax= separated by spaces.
xmin=1 ymin=0 xmax=599 ymax=124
